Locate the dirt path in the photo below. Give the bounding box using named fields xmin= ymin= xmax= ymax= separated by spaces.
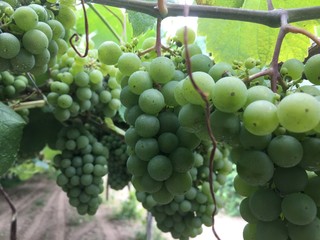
xmin=0 ymin=175 xmax=142 ymax=240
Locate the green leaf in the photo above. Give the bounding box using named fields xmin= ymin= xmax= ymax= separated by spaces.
xmin=198 ymin=0 xmax=318 ymax=65
xmin=0 ymin=102 xmax=26 ymax=176
xmin=76 ymin=4 xmax=133 ymax=47
xmin=128 ymin=10 xmax=156 ymax=37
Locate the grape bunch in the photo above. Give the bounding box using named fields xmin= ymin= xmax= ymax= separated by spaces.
xmin=134 ymin=143 xmax=233 ymax=239
xmin=102 ymin=133 xmax=131 ymax=190
xmin=53 ymin=123 xmax=108 ymax=215
xmin=0 ymin=1 xmax=75 ymax=75
xmin=47 ymin=45 xmax=122 ymax=122
xmin=0 ymin=71 xmax=28 ymax=100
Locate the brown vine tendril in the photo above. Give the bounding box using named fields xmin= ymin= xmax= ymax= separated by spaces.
xmin=69 ymin=0 xmax=89 ymax=58
xmin=0 ymin=184 xmax=17 ymax=240
xmin=183 ymin=4 xmax=220 ymax=240
xmin=155 ymin=18 xmax=162 ymax=57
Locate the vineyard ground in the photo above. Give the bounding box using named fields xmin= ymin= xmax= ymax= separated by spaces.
xmin=0 ymin=175 xmax=245 ymax=240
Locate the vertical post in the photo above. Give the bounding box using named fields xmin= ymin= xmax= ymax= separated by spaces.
xmin=146 ymin=211 xmax=153 ymax=240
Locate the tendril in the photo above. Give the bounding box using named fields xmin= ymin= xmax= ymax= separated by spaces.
xmin=69 ymin=0 xmax=89 ymax=58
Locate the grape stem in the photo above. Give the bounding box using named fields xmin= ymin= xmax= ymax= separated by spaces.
xmin=267 ymin=0 xmax=274 ymax=11
xmin=10 ymin=100 xmax=46 ymax=111
xmin=183 ymin=4 xmax=220 ymax=240
xmin=155 ymin=18 xmax=162 ymax=57
xmin=88 ymin=0 xmax=320 ymax=28
xmin=87 ymin=3 xmax=123 ymax=44
xmin=156 ymin=0 xmax=168 ymax=18
xmin=0 ymin=184 xmax=17 ymax=240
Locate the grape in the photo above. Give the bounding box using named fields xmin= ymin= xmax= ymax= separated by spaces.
xmin=98 ymin=41 xmax=123 ymax=65
xmin=89 ymin=70 xmax=103 ymax=84
xmin=10 ymin=49 xmax=35 ymax=73
xmin=304 ymin=176 xmax=320 ymax=207
xmin=165 ymin=172 xmax=192 ymax=195
xmin=190 ymin=54 xmax=213 ymax=73
xmin=282 ymin=192 xmax=317 ymax=225
xmin=244 ymin=58 xmax=256 ymax=69
xmin=244 ymin=85 xmax=276 ymax=108
xmin=243 ymin=223 xmax=256 ymax=240
xmin=148 ymin=56 xmax=175 ymax=84
xmin=299 ymin=137 xmax=320 ymax=171
xmin=211 ymin=76 xmax=247 ymax=113
xmin=158 ymin=132 xmax=179 ymax=153
xmin=277 ymin=93 xmax=320 ymax=133
xmin=182 ymin=71 xmax=215 ymax=105
xmin=243 ymin=100 xmax=279 ymax=136
xmin=134 ymin=114 xmax=160 ymax=138
xmin=256 ymin=220 xmax=289 ymax=240
xmin=57 ymin=94 xmax=73 ymax=109
xmin=175 ymin=26 xmax=196 ymax=44
xmin=74 ymin=71 xmax=90 ymax=87
xmin=13 ymin=6 xmax=38 ymax=31
xmin=50 ymin=82 xmax=70 ymax=94
xmin=34 ymin=49 xmax=50 ymax=66
xmin=304 ymin=54 xmax=320 ymax=85
xmin=0 ymin=33 xmax=20 ymax=59
xmin=138 ymin=89 xmax=165 ymax=115
xmin=56 ymin=5 xmax=77 ymax=29
xmin=127 ymin=154 xmax=147 ymax=176
xmin=267 ymin=135 xmax=303 ymax=167
xmin=178 ymin=104 xmax=206 ymax=133
xmin=280 ymin=58 xmax=304 ymax=81
xmin=170 ymin=147 xmax=194 ymax=173
xmin=152 ymin=186 xmax=174 ymax=204
xmin=208 ymin=62 xmax=234 ymax=81
xmin=76 ymin=87 xmax=92 ymax=101
xmin=288 ymin=218 xmax=320 ymax=240
xmin=236 ymin=150 xmax=274 ymax=186
xmin=147 ymin=155 xmax=173 ymax=181
xmin=161 ymin=81 xmax=179 ymax=107
xmin=47 ymin=19 xmax=65 ymax=40
xmin=249 ymin=188 xmax=282 ymax=221
xmin=239 ymin=197 xmax=258 ymax=223
xmin=56 ymin=39 xmax=68 ymax=55
xmin=117 ymin=53 xmax=141 ymax=76
xmin=134 ymin=138 xmax=159 ymax=161
xmin=173 ymin=80 xmax=188 ymax=105
xmin=181 ymin=43 xmax=202 ymax=59
xmin=239 ymin=126 xmax=271 ymax=150
xmin=210 ymin=110 xmax=241 ymax=144
xmin=158 ymin=111 xmax=180 ymax=134
xmin=273 ymin=166 xmax=308 ymax=194
xmin=22 ymin=29 xmax=49 ymax=55
xmin=233 ymin=175 xmax=258 ymax=197
xmin=128 ymin=70 xmax=153 ymax=94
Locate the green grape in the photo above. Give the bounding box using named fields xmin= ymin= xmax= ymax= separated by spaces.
xmin=56 ymin=5 xmax=76 ymax=29
xmin=210 ymin=110 xmax=241 ymax=144
xmin=161 ymin=81 xmax=179 ymax=107
xmin=182 ymin=71 xmax=215 ymax=105
xmin=300 ymin=137 xmax=320 ymax=171
xmin=158 ymin=111 xmax=180 ymax=134
xmin=124 ymin=127 xmax=140 ymax=147
xmin=233 ymin=174 xmax=258 ymax=197
xmin=243 ymin=223 xmax=257 ymax=240
xmin=305 ymin=54 xmax=320 ymax=85
xmin=239 ymin=197 xmax=258 ymax=223
xmin=165 ymin=172 xmax=192 ymax=195
xmin=10 ymin=49 xmax=35 ymax=73
xmin=175 ymin=26 xmax=196 ymax=44
xmin=128 ymin=70 xmax=153 ymax=94
xmin=138 ymin=89 xmax=165 ymax=115
xmin=134 ymin=138 xmax=159 ymax=161
xmin=108 ymin=99 xmax=121 ymax=110
xmin=48 ymin=40 xmax=58 ymax=58
xmin=22 ymin=29 xmax=49 ymax=54
xmin=288 ymin=218 xmax=320 ymax=240
xmin=134 ymin=114 xmax=160 ymax=138
xmin=0 ymin=32 xmax=20 ymax=59
xmin=117 ymin=53 xmax=141 ymax=76
xmin=152 ymin=186 xmax=174 ymax=204
xmin=181 ymin=43 xmax=202 ymax=59
xmin=249 ymin=188 xmax=282 ymax=221
xmin=56 ymin=39 xmax=68 ymax=55
xmin=208 ymin=62 xmax=234 ymax=81
xmin=277 ymin=93 xmax=320 ymax=133
xmin=34 ymin=49 xmax=50 ymax=66
xmin=190 ymin=54 xmax=213 ymax=73
xmin=50 ymin=81 xmax=69 ymax=94
xmin=98 ymin=41 xmax=123 ymax=65
xmin=178 ymin=103 xmax=206 ymax=133
xmin=76 ymin=87 xmax=92 ymax=101
xmin=74 ymin=71 xmax=90 ymax=87
xmin=280 ymin=58 xmax=304 ymax=81
xmin=158 ymin=132 xmax=179 ymax=153
xmin=29 ymin=4 xmax=48 ymax=22
xmin=297 ymin=85 xmax=320 ymax=97
xmin=57 ymin=173 xmax=68 ymax=186
xmin=267 ymin=135 xmax=303 ymax=167
xmin=244 ymin=85 xmax=275 ymax=108
xmin=139 ymin=173 xmax=163 ymax=193
xmin=173 ymin=80 xmax=188 ymax=106
xmin=124 ymin=105 xmax=143 ymax=125
xmin=211 ymin=76 xmax=247 ymax=113
xmin=127 ymin=154 xmax=147 ymax=176
xmin=243 ymin=100 xmax=279 ymax=136
xmin=236 ymin=150 xmax=274 ymax=186
xmin=89 ymin=69 xmax=103 ymax=84
xmin=53 ymin=107 xmax=70 ymax=121
xmin=281 ymin=193 xmax=317 ymax=225
xmin=47 ymin=19 xmax=65 ymax=40
xmin=147 ymin=155 xmax=173 ymax=181
xmin=149 ymin=56 xmax=176 ymax=84
xmin=256 ymin=220 xmax=289 ymax=240
xmin=273 ymin=166 xmax=307 ymax=194
xmin=58 ymin=72 xmax=73 ymax=85
xmin=13 ymin=6 xmax=38 ymax=31
xmin=179 ymin=200 xmax=192 ymax=212
xmin=244 ymin=58 xmax=256 ymax=69
xmin=170 ymin=147 xmax=194 ymax=173
xmin=304 ymin=176 xmax=320 ymax=207
xmin=239 ymin=126 xmax=271 ymax=150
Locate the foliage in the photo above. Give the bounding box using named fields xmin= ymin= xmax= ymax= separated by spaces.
xmin=111 ymin=191 xmax=143 ymax=220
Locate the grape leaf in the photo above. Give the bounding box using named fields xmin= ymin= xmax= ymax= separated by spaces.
xmin=198 ymin=0 xmax=319 ymax=65
xmin=76 ymin=4 xmax=133 ymax=47
xmin=0 ymin=102 xmax=26 ymax=176
xmin=128 ymin=11 xmax=156 ymax=37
